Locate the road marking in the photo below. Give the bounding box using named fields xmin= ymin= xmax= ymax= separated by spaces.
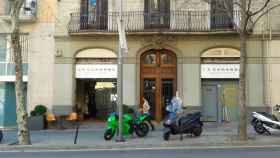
xmin=1 ymin=144 xmax=280 ymax=153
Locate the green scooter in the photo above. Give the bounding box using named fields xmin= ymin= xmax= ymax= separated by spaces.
xmin=104 ymin=112 xmax=149 ymax=140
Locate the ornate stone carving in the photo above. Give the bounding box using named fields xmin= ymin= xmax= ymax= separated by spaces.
xmin=55 ymin=49 xmax=63 ymax=57
xmin=141 ymin=35 xmax=177 ymax=49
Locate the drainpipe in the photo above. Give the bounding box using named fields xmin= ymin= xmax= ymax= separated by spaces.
xmin=267 ymin=10 xmax=272 ymax=108
xmin=262 ymin=9 xmax=272 ymax=111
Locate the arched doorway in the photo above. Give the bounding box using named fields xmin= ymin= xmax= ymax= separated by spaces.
xmin=75 ymin=48 xmax=117 ymax=120
xmin=140 ymin=49 xmax=177 ymax=121
xmin=201 ymin=48 xmax=240 ymax=122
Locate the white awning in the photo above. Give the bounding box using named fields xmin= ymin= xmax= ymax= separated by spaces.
xmin=201 ymin=48 xmax=240 ymax=58
xmin=75 ymin=49 xmax=116 ymax=58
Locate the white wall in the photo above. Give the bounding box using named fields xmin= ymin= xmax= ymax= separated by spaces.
xmin=247 ymin=64 xmax=264 ymax=107
xmin=28 ymin=23 xmax=55 ymax=112
xmin=123 ymin=64 xmax=137 ymax=106
xmin=183 ymin=64 xmax=201 ymax=107
xmin=52 ymin=63 xmax=74 ymax=110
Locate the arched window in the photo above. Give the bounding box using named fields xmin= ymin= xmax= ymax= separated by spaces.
xmin=160 ymin=52 xmax=173 ymax=65
xmin=143 ymin=52 xmax=156 ymax=64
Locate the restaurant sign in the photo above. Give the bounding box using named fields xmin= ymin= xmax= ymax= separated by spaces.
xmin=76 ymin=64 xmax=117 ymax=79
xmin=201 ymin=64 xmax=240 ymax=79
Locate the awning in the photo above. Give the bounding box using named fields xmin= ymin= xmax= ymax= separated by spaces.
xmin=75 ymin=49 xmax=117 ymax=58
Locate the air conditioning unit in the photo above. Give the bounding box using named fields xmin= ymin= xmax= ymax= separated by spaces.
xmin=20 ymin=0 xmax=37 ymax=21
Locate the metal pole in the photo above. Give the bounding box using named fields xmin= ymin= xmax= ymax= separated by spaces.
xmin=116 ymin=0 xmax=125 ymax=142
xmin=73 ymin=121 xmax=79 ymax=144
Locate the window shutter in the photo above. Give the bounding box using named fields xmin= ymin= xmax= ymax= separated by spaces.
xmin=161 ymin=0 xmax=170 ymax=27
xmin=211 ymin=0 xmax=233 ymax=29
xmin=144 ymin=0 xmax=150 ymax=28
xmin=80 ymin=0 xmax=88 ymax=15
xmin=80 ymin=0 xmax=89 ymax=29
xmin=96 ymin=0 xmax=108 ymax=30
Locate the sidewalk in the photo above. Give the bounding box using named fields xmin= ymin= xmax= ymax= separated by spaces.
xmin=1 ymin=122 xmax=280 ymax=151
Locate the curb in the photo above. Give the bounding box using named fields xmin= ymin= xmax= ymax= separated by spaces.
xmin=1 ymin=140 xmax=280 ymax=152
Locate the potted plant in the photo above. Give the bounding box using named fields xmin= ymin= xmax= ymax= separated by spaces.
xmin=28 ymin=105 xmax=47 ymax=130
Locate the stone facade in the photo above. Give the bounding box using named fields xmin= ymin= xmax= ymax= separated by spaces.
xmin=0 ymin=0 xmax=56 ymax=115
xmin=50 ymin=0 xmax=280 ymax=121
xmin=3 ymin=0 xmax=280 ymax=123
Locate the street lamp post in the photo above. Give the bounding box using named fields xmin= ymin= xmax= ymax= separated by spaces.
xmin=115 ymin=0 xmax=126 ymax=142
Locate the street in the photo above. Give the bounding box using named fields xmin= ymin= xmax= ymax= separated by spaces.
xmin=1 ymin=147 xmax=280 ymax=158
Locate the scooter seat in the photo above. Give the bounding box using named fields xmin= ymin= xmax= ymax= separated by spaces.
xmin=178 ymin=112 xmax=201 ymax=126
xmin=259 ymin=112 xmax=279 ymax=121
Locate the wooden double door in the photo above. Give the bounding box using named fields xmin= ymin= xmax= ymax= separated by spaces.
xmin=140 ymin=49 xmax=177 ymax=121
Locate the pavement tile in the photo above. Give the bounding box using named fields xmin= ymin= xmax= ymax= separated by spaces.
xmin=1 ymin=122 xmax=280 ymax=150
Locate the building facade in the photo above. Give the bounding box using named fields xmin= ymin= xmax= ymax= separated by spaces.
xmin=0 ymin=0 xmax=56 ymax=128
xmin=2 ymin=0 xmax=280 ymax=127
xmin=53 ymin=0 xmax=280 ymax=122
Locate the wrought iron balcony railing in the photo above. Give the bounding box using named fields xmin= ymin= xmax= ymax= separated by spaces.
xmin=68 ymin=10 xmax=240 ymax=34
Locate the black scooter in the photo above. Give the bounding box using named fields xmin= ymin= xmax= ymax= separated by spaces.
xmin=163 ymin=112 xmax=203 ymax=141
xmin=0 ymin=130 xmax=2 ymax=143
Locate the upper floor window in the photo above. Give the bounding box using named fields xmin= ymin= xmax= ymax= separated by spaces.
xmin=80 ymin=0 xmax=108 ymax=30
xmin=0 ymin=36 xmax=7 ymax=62
xmin=4 ymin=0 xmax=37 ymax=20
xmin=211 ymin=0 xmax=233 ymax=29
xmin=88 ymin=0 xmax=96 ymax=12
xmin=81 ymin=0 xmax=107 ymax=14
xmin=151 ymin=0 xmax=160 ymax=11
xmin=0 ymin=34 xmax=29 ymax=63
xmin=144 ymin=0 xmax=170 ymax=28
xmin=20 ymin=0 xmax=37 ymax=17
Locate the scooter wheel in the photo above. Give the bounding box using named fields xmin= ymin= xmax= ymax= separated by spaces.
xmin=104 ymin=129 xmax=115 ymax=141
xmin=254 ymin=122 xmax=266 ymax=134
xmin=135 ymin=123 xmax=149 ymax=137
xmin=192 ymin=127 xmax=202 ymax=137
xmin=163 ymin=130 xmax=170 ymax=141
xmin=0 ymin=130 xmax=3 ymax=142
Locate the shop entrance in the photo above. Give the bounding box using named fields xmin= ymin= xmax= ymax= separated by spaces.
xmin=140 ymin=49 xmax=177 ymax=121
xmin=201 ymin=48 xmax=240 ymax=122
xmin=75 ymin=48 xmax=117 ymax=121
xmin=76 ymin=79 xmax=117 ymax=120
xmin=202 ymin=80 xmax=239 ymax=122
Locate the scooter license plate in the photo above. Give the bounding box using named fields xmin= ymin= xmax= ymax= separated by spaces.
xmin=163 ymin=128 xmax=170 ymax=133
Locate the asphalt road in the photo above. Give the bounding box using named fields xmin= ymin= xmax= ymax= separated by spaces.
xmin=1 ymin=147 xmax=280 ymax=158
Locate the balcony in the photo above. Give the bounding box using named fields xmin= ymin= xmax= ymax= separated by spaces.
xmin=68 ymin=10 xmax=240 ymax=35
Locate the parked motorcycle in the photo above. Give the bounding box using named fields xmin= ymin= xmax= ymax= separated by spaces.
xmin=162 ymin=96 xmax=203 ymax=141
xmin=104 ymin=112 xmax=149 ymax=140
xmin=140 ymin=113 xmax=155 ymax=131
xmin=163 ymin=111 xmax=203 ymax=141
xmin=251 ymin=104 xmax=280 ymax=135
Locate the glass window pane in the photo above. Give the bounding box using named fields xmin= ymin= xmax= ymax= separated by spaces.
xmin=90 ymin=0 xmax=97 ymax=6
xmin=151 ymin=0 xmax=159 ymax=10
xmin=89 ymin=0 xmax=97 ymax=12
xmin=0 ymin=36 xmax=6 ymax=62
xmin=144 ymin=53 xmax=156 ymax=64
xmin=161 ymin=53 xmax=172 ymax=64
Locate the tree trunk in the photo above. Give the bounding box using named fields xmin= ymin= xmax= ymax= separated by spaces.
xmin=10 ymin=0 xmax=31 ymax=145
xmin=238 ymin=31 xmax=248 ymax=141
xmin=238 ymin=0 xmax=248 ymax=141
